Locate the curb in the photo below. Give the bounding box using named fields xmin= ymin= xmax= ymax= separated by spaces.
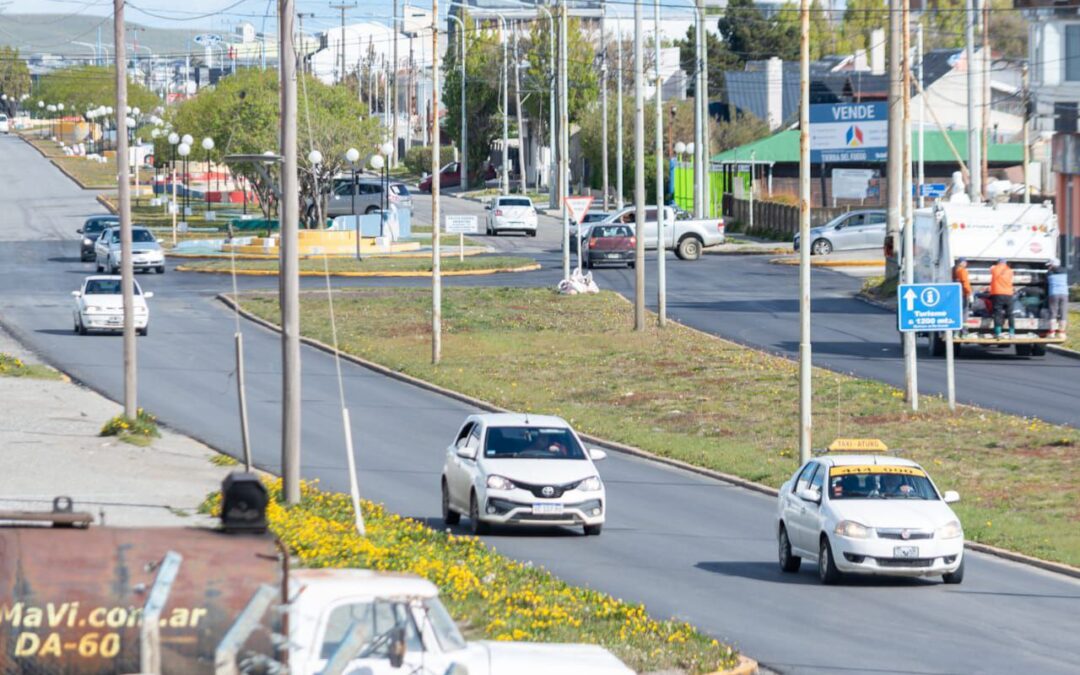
xmin=1047 ymin=344 xmax=1080 ymax=360
xmin=19 ymin=134 xmax=118 ymax=191
xmin=219 ymin=293 xmax=1080 ymax=581
xmin=709 ymin=656 xmax=760 ymax=675
xmin=166 ymin=248 xmax=491 ymax=261
xmin=770 ymin=257 xmax=885 ymax=268
xmin=182 ymin=263 xmax=541 ymax=278
xmin=705 ymin=247 xmax=792 ymax=257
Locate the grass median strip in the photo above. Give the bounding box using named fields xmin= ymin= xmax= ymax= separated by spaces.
xmin=239 ymin=287 xmax=1080 ymax=566
xmin=201 ymin=478 xmax=739 ymax=673
xmin=185 ymin=255 xmax=536 ymax=275
xmin=0 ymin=353 xmax=61 ymax=380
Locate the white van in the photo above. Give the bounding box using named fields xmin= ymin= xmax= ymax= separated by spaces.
xmin=0 ymin=114 xmax=9 ymax=134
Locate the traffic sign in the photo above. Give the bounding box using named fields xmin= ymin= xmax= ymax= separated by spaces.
xmin=897 ymin=283 xmax=963 ymax=332
xmin=444 ymin=215 xmax=478 ymax=234
xmin=918 ymin=183 xmax=947 ymax=198
xmin=563 ymin=195 xmax=594 ymax=225
xmin=809 ymin=102 xmax=887 ymax=163
xmin=194 ymin=33 xmax=223 ymax=46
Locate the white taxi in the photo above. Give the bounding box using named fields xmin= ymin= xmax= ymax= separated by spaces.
xmin=775 ymin=439 xmax=964 ymax=585
xmin=72 ymin=276 xmax=153 ymax=336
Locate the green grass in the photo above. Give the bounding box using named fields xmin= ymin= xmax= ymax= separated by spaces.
xmin=186 ymin=255 xmax=535 ymax=275
xmin=209 ymin=453 xmax=240 ymax=467
xmin=100 ymin=408 xmax=160 ymax=447
xmin=0 ymin=354 xmax=62 ymax=380
xmin=1063 ymin=311 xmax=1080 ymax=352
xmin=238 ymin=287 xmax=1080 ymax=567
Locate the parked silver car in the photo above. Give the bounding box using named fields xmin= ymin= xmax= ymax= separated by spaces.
xmin=793 ymin=209 xmax=887 ymax=255
xmin=324 ymin=177 xmax=413 ymax=219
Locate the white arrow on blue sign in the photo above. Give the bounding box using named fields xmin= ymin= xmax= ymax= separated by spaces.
xmin=898 ymin=283 xmax=963 ymax=332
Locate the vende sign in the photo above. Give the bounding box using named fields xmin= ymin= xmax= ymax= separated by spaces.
xmin=809 ymin=103 xmax=888 ymax=164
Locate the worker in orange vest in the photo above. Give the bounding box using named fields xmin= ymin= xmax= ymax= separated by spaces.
xmin=989 ymin=258 xmax=1015 ymax=338
xmin=952 ymin=257 xmax=972 ymax=333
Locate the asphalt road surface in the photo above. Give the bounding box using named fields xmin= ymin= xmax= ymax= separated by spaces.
xmin=2 ymin=134 xmax=1079 ymax=674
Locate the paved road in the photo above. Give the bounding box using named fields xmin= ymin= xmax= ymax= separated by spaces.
xmin=2 ymin=135 xmax=1079 ymax=674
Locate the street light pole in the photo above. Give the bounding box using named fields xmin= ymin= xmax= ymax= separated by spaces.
xmin=346 ymin=147 xmax=360 ymax=259
xmin=202 ymin=137 xmax=215 ymax=213
xmin=601 ymin=6 xmax=609 ymax=211
xmin=114 ymin=0 xmax=137 ymax=420
xmin=798 ymin=0 xmax=812 ymax=464
xmin=500 ymin=16 xmax=509 ymax=194
xmin=616 ymin=17 xmax=624 ymax=210
xmin=432 ymin=0 xmax=443 ymax=365
xmin=633 ymin=0 xmax=646 ymax=331
xmin=655 ymin=0 xmax=666 ymax=326
xmin=446 ymin=13 xmax=468 ymax=192
xmin=559 ymin=0 xmax=570 ymax=279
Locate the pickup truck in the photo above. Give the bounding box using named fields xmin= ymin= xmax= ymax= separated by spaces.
xmin=0 ymin=482 xmax=632 ymax=675
xmin=572 ymin=206 xmax=724 ymax=260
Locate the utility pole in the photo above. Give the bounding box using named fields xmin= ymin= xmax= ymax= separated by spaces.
xmin=500 ymin=18 xmax=509 ymax=195
xmin=616 ymin=18 xmax=624 ymax=210
xmin=514 ymin=25 xmax=527 ymax=194
xmin=546 ymin=6 xmax=556 ymax=209
xmin=693 ymin=0 xmax=704 ymax=218
xmin=407 ymin=33 xmax=414 ymax=152
xmin=981 ymin=0 xmax=990 ymax=193
xmin=432 ymin=0 xmax=442 ymax=365
xmin=902 ymin=0 xmax=917 ymax=411
xmin=601 ymin=7 xmax=609 ymax=211
xmin=886 ymin=0 xmax=903 ymax=282
xmin=655 ymin=0 xmax=666 ymax=326
xmin=559 ymin=1 xmax=570 ymax=278
xmin=114 ymin=0 xmax=136 ymax=420
xmin=280 ymin=0 xmax=302 ymax=505
xmin=392 ymin=0 xmax=399 ymax=166
xmin=918 ymin=22 xmax=925 ymax=208
xmin=798 ymin=0 xmax=811 ymax=464
xmin=1023 ymin=62 xmax=1031 ymax=204
xmin=633 ymin=0 xmax=646 ymax=331
xmin=297 ymin=12 xmax=314 ymax=76
xmin=700 ymin=4 xmax=710 ymax=216
xmin=966 ymin=0 xmax=981 ymax=200
xmin=330 ymin=2 xmax=356 ymax=84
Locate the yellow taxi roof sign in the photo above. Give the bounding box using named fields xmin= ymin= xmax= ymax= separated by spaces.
xmin=827 ymin=438 xmax=889 ymax=453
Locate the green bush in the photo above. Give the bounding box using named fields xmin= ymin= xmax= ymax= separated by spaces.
xmin=404 ymin=145 xmax=456 ymax=175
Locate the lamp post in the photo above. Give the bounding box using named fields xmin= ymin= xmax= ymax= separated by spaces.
xmin=307 ymin=149 xmax=323 ymax=227
xmin=181 ymin=134 xmax=194 ymax=214
xmin=126 ymin=116 xmax=137 ymax=201
xmin=177 ymin=142 xmax=191 ymax=218
xmin=445 ymin=12 xmax=468 ymax=192
xmin=151 ymin=128 xmax=160 ymax=200
xmin=57 ymin=103 xmax=65 ymax=141
xmin=167 ymin=132 xmax=179 ymax=219
xmin=46 ymin=105 xmax=56 ymax=138
xmin=105 ymin=106 xmax=114 ymax=151
xmin=202 ymin=137 xmax=215 ymax=213
xmin=346 ymin=147 xmax=361 ymax=259
xmin=370 ymin=152 xmax=386 ymax=239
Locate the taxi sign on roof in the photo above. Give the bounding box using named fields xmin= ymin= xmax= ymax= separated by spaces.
xmin=827 ymin=438 xmax=888 ymax=453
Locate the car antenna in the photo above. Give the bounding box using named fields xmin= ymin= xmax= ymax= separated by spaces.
xmin=524 ymin=412 xmax=529 ymax=424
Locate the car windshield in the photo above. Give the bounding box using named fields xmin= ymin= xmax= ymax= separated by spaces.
xmin=591 ymin=225 xmax=632 ymax=238
xmin=828 ymin=466 xmax=939 ymax=500
xmin=484 ymin=426 xmax=586 ymax=460
xmin=109 ymin=230 xmax=156 ymax=244
xmin=85 ymin=279 xmax=141 ymax=295
xmin=85 ymin=219 xmax=116 ymax=233
xmin=499 ymin=198 xmax=532 ymax=207
xmin=583 ymin=212 xmax=609 ymax=223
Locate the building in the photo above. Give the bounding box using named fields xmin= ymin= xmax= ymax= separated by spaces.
xmin=1021 ymin=0 xmax=1080 ymax=269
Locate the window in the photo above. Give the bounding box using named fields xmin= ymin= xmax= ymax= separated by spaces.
xmin=1067 ymin=25 xmax=1080 ymax=82
xmin=454 ymin=423 xmax=474 ymax=448
xmin=793 ymin=463 xmax=817 ymax=493
xmin=827 ymin=467 xmax=939 ymax=500
xmin=467 ymin=424 xmax=482 ymax=448
xmin=499 ymin=198 xmax=532 ymax=207
xmin=319 ymin=601 xmax=422 ymax=659
xmin=483 ymin=426 xmax=586 ymax=460
xmin=865 ymin=212 xmax=887 ymax=225
xmin=592 ymin=225 xmax=632 ymax=238
xmin=422 ymin=598 xmax=466 ymax=652
xmin=132 ymin=230 xmax=156 ymax=243
xmin=809 ymin=463 xmax=825 ymax=494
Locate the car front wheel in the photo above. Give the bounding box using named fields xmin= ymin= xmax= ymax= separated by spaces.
xmin=469 ymin=492 xmax=489 ymax=535
xmin=676 ymin=236 xmax=702 ymax=261
xmin=942 ymin=557 xmax=965 ymax=585
xmin=442 ymin=480 xmax=460 ymax=526
xmin=778 ymin=525 xmax=802 ymax=573
xmin=818 ymin=536 xmax=841 ymax=585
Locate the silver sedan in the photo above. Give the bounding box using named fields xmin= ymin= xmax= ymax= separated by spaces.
xmin=793 ymin=209 xmax=887 ymax=255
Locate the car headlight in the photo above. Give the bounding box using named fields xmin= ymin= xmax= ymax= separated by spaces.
xmin=834 ymin=521 xmax=871 ymax=539
xmin=936 ymin=520 xmax=963 ymax=539
xmin=486 ymin=475 xmax=514 ymax=490
xmin=83 ymin=238 xmax=93 ymax=245
xmin=579 ymin=476 xmax=602 ymax=491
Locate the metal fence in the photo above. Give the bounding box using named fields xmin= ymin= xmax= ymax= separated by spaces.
xmin=721 ymin=195 xmax=858 ymax=238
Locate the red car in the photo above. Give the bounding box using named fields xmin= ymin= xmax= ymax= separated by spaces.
xmin=582 ymin=224 xmax=636 ymax=269
xmin=419 ymin=162 xmax=497 ymax=192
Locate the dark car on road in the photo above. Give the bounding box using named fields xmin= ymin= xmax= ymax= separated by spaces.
xmin=418 ymin=162 xmax=497 ymax=193
xmin=579 ymin=224 xmax=636 ymax=269
xmin=77 ymin=215 xmax=119 ymax=261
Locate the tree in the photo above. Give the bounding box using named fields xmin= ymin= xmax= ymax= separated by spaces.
xmin=773 ymin=3 xmax=833 ymax=61
xmin=521 ymin=15 xmax=598 ymax=124
xmin=989 ymin=0 xmax=1027 ymax=60
xmin=717 ymin=0 xmax=777 ymax=64
xmin=923 ymin=0 xmax=966 ymax=51
xmin=0 ymin=46 xmax=31 ymax=117
xmin=838 ymin=0 xmax=887 ymax=54
xmin=676 ymin=24 xmax=736 ymax=99
xmin=156 ymin=69 xmax=381 ymax=223
xmin=443 ymin=16 xmax=503 ymax=178
xmin=36 ymin=65 xmax=158 ymax=115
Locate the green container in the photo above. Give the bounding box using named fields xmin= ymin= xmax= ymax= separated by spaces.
xmin=230 ymin=218 xmax=279 ymax=231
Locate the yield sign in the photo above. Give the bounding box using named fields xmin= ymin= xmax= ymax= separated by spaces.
xmin=563 ymin=195 xmax=594 ymax=225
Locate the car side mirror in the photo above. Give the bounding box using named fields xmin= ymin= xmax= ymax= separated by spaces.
xmin=588 ymin=448 xmax=607 ymax=461
xmin=71 ymin=291 xmax=82 ymax=297
xmin=144 ymin=291 xmax=154 ymax=299
xmin=797 ymin=488 xmax=821 ymax=504
xmin=943 ymin=490 xmax=960 ymax=504
xmin=388 ymin=624 xmax=406 ymax=668
xmin=456 ymin=445 xmax=477 ymax=460
xmin=76 ymin=228 xmax=83 ymax=234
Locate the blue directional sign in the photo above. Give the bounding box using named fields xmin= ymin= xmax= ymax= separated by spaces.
xmin=918 ymin=183 xmax=947 ymax=198
xmin=809 ymin=103 xmax=888 ymax=163
xmin=898 ymin=283 xmax=963 ymax=332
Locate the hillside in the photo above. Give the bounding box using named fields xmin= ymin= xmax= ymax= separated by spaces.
xmin=0 ymin=14 xmax=214 ymax=58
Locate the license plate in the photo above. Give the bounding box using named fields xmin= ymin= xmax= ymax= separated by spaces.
xmin=532 ymin=503 xmax=564 ymax=515
xmin=606 ymin=253 xmax=621 ymax=259
xmin=893 ymin=546 xmax=919 ymax=559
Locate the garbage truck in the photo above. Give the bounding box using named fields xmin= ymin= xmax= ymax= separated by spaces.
xmin=911 ymin=200 xmax=1065 ymax=357
xmin=0 ymin=477 xmax=633 ymax=674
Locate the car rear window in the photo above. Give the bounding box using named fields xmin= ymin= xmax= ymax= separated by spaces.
xmin=390 ymin=184 xmax=409 ymax=196
xmin=592 ymin=225 xmax=632 ymax=238
xmin=499 ymin=198 xmax=532 ymax=207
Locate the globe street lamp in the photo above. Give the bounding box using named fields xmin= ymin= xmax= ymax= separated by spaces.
xmin=345 ymin=147 xmax=361 ymax=259
xmin=370 ymin=153 xmax=386 ymax=238
xmin=178 ymin=142 xmax=191 ymax=216
xmin=307 ymin=150 xmax=323 ymax=227
xmin=202 ymin=137 xmax=215 ymax=213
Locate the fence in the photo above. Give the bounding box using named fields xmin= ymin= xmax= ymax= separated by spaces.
xmin=721 ymin=195 xmax=859 ymax=238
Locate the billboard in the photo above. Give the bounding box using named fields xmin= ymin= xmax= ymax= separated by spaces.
xmin=810 ymin=102 xmax=888 ymax=163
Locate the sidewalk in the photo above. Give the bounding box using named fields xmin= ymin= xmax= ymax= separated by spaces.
xmin=0 ymin=326 xmax=232 ymax=527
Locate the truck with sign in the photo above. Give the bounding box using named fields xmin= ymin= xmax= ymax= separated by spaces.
xmin=911 ymin=201 xmax=1065 ymax=356
xmin=580 ymin=205 xmax=725 ymax=260
xmin=0 ymin=487 xmax=632 ymax=674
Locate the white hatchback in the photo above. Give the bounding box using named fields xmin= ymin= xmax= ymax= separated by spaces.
xmin=72 ymin=276 xmax=152 ymax=335
xmin=485 ymin=196 xmax=538 ymax=236
xmin=441 ymin=413 xmax=607 ymax=535
xmin=776 ymin=453 xmax=965 ymax=584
